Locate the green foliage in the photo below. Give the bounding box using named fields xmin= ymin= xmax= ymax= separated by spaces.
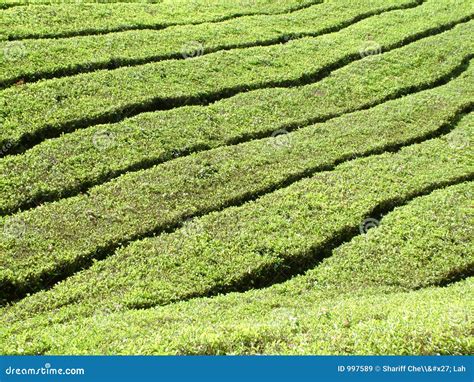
xmin=1 ymin=183 xmax=472 ymax=354
xmin=0 ymin=0 xmax=419 ymax=86
xmin=1 ymin=16 xmax=473 ymax=215
xmin=0 ymin=0 xmax=472 ymax=356
xmin=0 ymin=0 xmax=322 ymax=40
xmin=1 ymin=67 xmax=473 ymax=299
xmin=1 ymin=8 xmax=472 ymax=156
xmin=1 ymin=114 xmax=472 ymax=328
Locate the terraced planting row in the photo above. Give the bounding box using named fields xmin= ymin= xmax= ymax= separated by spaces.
xmin=23 ymin=279 xmax=469 ymax=355
xmin=1 ymin=0 xmax=472 ymax=356
xmin=0 ymin=0 xmax=421 ymax=86
xmin=1 ymin=8 xmax=473 ymax=158
xmin=26 ymin=280 xmax=474 ymax=354
xmin=0 ymin=0 xmax=322 ymax=40
xmin=1 ymin=64 xmax=473 ymax=301
xmin=1 ymin=20 xmax=473 ymax=216
xmin=1 ymin=113 xmax=472 ymax=326
xmin=1 ymin=181 xmax=472 ymax=354
xmin=1 ymin=0 xmax=158 ymax=4
xmin=0 ymin=0 xmax=150 ymax=7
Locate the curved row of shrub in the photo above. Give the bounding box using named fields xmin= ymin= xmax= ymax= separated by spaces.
xmin=3 ymin=208 xmax=472 ymax=355
xmin=0 ymin=0 xmax=421 ymax=87
xmin=1 ymin=11 xmax=473 ymax=157
xmin=115 ymin=181 xmax=471 ymax=355
xmin=316 ymin=184 xmax=474 ymax=292
xmin=7 ymin=277 xmax=468 ymax=355
xmin=1 ymin=0 xmax=165 ymax=5
xmin=1 ymin=21 xmax=473 ymax=216
xmin=1 ymin=66 xmax=472 ymax=301
xmin=1 ymin=114 xmax=472 ymax=327
xmin=0 ymin=0 xmax=322 ymax=40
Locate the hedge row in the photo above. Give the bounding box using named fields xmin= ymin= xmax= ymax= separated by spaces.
xmin=0 ymin=0 xmax=420 ymax=86
xmin=1 ymin=67 xmax=472 ymax=301
xmin=2 ymin=268 xmax=471 ymax=353
xmin=1 ymin=114 xmax=472 ymax=327
xmin=0 ymin=0 xmax=155 ymax=7
xmin=109 ymin=181 xmax=472 ymax=355
xmin=0 ymin=0 xmax=322 ymax=40
xmin=5 ymin=278 xmax=469 ymax=355
xmin=315 ymin=183 xmax=474 ymax=293
xmin=1 ymin=19 xmax=473 ymax=216
xmin=1 ymin=0 xmax=164 ymax=5
xmin=1 ymin=10 xmax=472 ymax=157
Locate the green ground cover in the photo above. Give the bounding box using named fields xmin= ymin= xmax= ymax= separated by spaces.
xmin=0 ymin=0 xmax=471 ymax=356
xmin=1 ymin=16 xmax=473 ymax=215
xmin=1 ymin=8 xmax=472 ymax=157
xmin=1 ymin=180 xmax=472 ymax=354
xmin=0 ymin=0 xmax=322 ymax=40
xmin=0 ymin=0 xmax=420 ymax=86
